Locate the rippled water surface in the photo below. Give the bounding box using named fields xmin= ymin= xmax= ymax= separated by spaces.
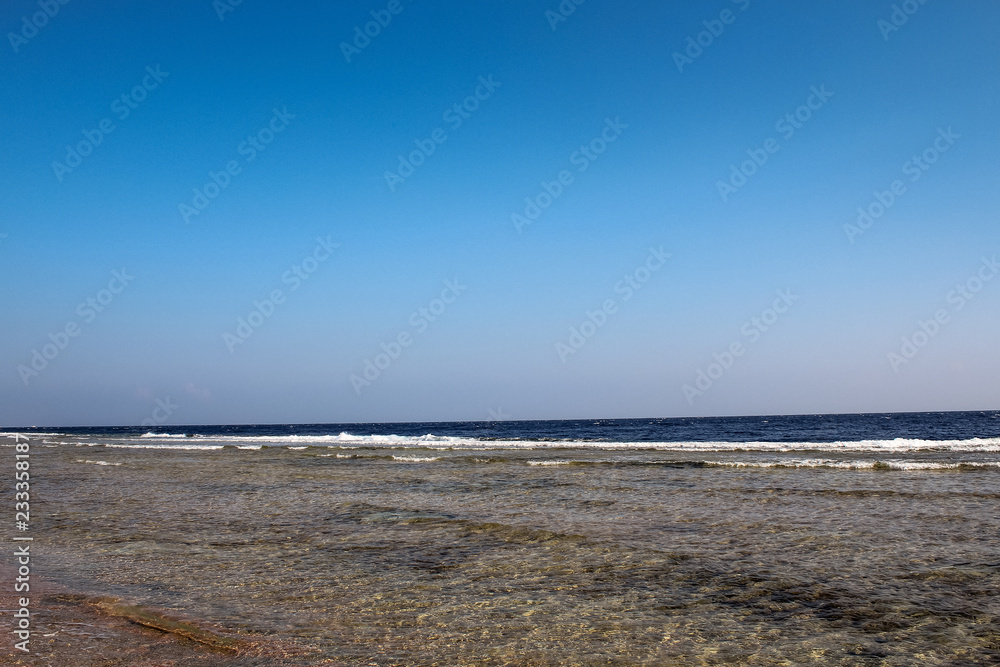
xmin=9 ymin=412 xmax=1000 ymax=664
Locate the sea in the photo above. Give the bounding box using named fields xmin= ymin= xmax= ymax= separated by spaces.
xmin=5 ymin=410 xmax=1000 ymax=665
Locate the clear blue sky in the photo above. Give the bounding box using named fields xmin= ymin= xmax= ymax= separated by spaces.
xmin=2 ymin=0 xmax=998 ymax=426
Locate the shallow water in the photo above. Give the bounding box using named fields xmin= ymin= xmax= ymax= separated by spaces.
xmin=16 ymin=426 xmax=1000 ymax=665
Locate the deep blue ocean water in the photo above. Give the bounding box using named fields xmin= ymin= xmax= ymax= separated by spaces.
xmin=12 ymin=409 xmax=1000 ymax=443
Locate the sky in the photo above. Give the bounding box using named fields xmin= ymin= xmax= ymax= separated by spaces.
xmin=1 ymin=0 xmax=999 ymax=427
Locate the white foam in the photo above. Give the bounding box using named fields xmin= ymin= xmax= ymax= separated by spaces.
xmin=0 ymin=432 xmax=69 ymax=439
xmin=128 ymin=432 xmax=473 ymax=447
xmin=78 ymin=459 xmax=122 ymax=466
xmin=104 ymin=443 xmax=224 ymax=450
xmin=506 ymin=437 xmax=1000 ymax=454
xmin=708 ymin=458 xmax=1000 ymax=470
xmin=392 ymin=455 xmax=441 ymax=462
xmin=26 ymin=432 xmax=1000 ymax=454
